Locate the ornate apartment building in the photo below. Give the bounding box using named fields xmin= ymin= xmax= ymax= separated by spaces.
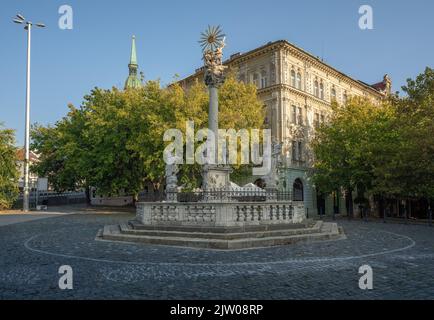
xmin=179 ymin=40 xmax=391 ymax=216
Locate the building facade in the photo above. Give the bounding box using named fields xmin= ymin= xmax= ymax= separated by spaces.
xmin=179 ymin=40 xmax=391 ymax=217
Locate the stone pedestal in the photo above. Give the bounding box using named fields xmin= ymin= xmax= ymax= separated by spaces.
xmin=293 ymin=202 xmax=307 ymax=223
xmin=202 ymin=165 xmax=232 ymax=191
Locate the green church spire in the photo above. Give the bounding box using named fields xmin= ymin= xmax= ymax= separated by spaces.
xmin=125 ymin=35 xmax=142 ymax=89
xmin=129 ymin=35 xmax=138 ymax=65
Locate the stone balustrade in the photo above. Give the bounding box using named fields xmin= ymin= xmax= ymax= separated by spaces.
xmin=136 ymin=201 xmax=306 ymax=227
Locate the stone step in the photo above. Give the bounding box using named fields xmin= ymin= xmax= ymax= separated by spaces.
xmin=129 ymin=219 xmax=317 ymax=233
xmin=119 ymin=222 xmax=323 ymax=240
xmin=99 ymin=222 xmax=344 ymax=250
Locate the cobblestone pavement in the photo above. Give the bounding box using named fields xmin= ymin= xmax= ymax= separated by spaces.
xmin=0 ymin=212 xmax=73 ymax=227
xmin=0 ymin=210 xmax=433 ymax=299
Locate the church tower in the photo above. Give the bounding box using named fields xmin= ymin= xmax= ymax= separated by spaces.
xmin=124 ymin=35 xmax=142 ymax=89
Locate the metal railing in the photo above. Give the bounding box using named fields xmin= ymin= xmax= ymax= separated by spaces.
xmin=138 ymin=189 xmax=293 ymax=203
xmin=14 ymin=190 xmax=87 ymax=208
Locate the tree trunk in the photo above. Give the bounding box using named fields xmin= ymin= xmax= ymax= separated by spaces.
xmin=85 ymin=186 xmax=91 ymax=205
xmin=132 ymin=192 xmax=139 ymax=207
xmin=346 ymin=188 xmax=354 ymax=218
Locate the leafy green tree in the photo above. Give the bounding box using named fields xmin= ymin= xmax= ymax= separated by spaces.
xmin=311 ymin=67 xmax=434 ymax=216
xmin=0 ymin=124 xmax=19 ymax=209
xmin=31 ymin=106 xmax=88 ymax=192
xmin=379 ymin=67 xmax=434 ymax=201
xmin=32 ymin=74 xmax=265 ymax=198
xmin=311 ymin=97 xmax=398 ymax=215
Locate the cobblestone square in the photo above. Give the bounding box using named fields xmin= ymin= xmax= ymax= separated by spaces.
xmin=0 ymin=208 xmax=433 ymax=299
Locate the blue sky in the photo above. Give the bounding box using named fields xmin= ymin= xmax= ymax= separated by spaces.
xmin=1 ymin=0 xmax=433 ymax=146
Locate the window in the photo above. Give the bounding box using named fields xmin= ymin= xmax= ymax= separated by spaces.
xmin=292 ymin=105 xmax=297 ymax=124
xmin=291 ymin=70 xmax=296 ymax=87
xmin=296 ymin=72 xmax=302 ymax=90
xmin=343 ymin=91 xmax=348 ymax=104
xmin=260 ymin=71 xmax=268 ymax=88
xmin=292 ymin=141 xmax=303 ymax=163
xmin=269 ymin=63 xmax=276 ymax=85
xmin=331 ymin=87 xmax=336 ymax=100
xmin=321 ymin=114 xmax=325 ymax=123
xmin=298 ymin=141 xmax=303 ymax=160
xmin=314 ymin=80 xmax=319 ymax=97
xmin=314 ymin=113 xmax=320 ymax=128
xmin=253 ymin=73 xmax=259 ymax=88
xmin=297 ymin=107 xmax=303 ymax=125
xmin=292 ymin=141 xmax=297 ymax=161
xmin=293 ymin=179 xmax=304 ymax=201
xmin=239 ymin=74 xmax=246 ymax=83
xmin=319 ymin=83 xmax=324 ymax=99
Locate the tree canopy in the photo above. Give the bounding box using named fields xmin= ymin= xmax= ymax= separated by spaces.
xmin=311 ymin=67 xmax=434 ymax=211
xmin=31 ymin=74 xmax=265 ymax=197
xmin=0 ymin=124 xmax=19 ymax=209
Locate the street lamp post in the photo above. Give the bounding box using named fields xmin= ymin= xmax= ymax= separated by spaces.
xmin=13 ymin=14 xmax=45 ymax=212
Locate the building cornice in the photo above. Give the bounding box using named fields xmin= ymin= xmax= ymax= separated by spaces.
xmin=258 ymin=84 xmax=333 ymax=108
xmin=179 ymin=40 xmax=385 ymax=99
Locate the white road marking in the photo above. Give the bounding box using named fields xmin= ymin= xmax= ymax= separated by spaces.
xmin=23 ymin=230 xmax=416 ymax=267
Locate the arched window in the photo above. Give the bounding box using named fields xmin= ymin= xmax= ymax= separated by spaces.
xmin=331 ymin=87 xmax=336 ymax=100
xmin=296 ymin=72 xmax=302 ymax=90
xmin=343 ymin=91 xmax=348 ymax=104
xmin=293 ymin=178 xmax=304 ymax=201
xmin=291 ymin=70 xmax=296 ymax=87
xmin=319 ymin=83 xmax=324 ymax=99
xmin=314 ymin=80 xmax=319 ymax=97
